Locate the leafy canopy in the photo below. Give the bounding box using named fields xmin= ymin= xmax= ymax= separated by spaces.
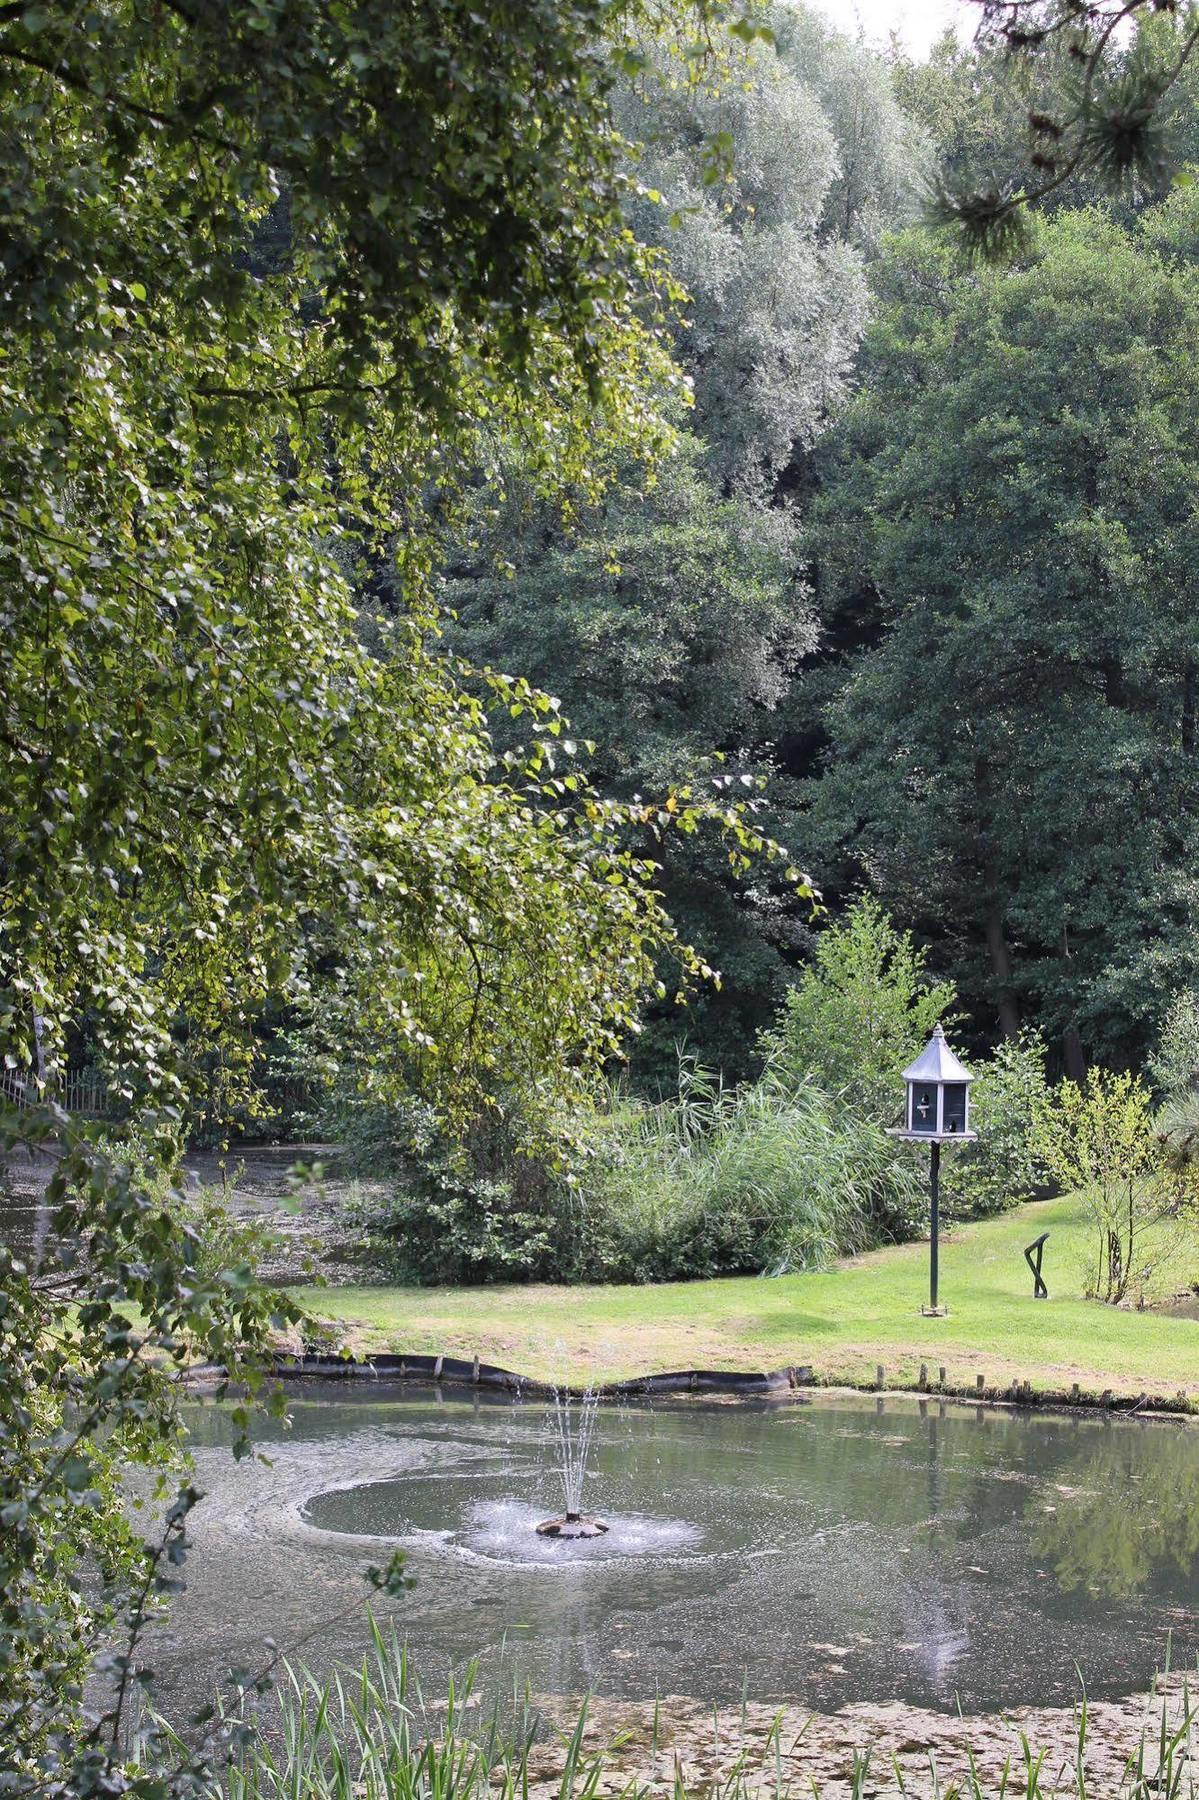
xmin=0 ymin=0 xmax=789 ymax=1135
xmin=760 ymin=897 xmax=957 ymax=1125
xmin=807 ymin=202 xmax=1199 ymax=1067
xmin=0 ymin=1 xmax=791 ymax=1791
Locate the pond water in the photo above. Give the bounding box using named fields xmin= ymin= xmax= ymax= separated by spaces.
xmin=154 ymin=1383 xmax=1199 ymax=1723
xmin=0 ymin=1141 xmax=358 ymax=1283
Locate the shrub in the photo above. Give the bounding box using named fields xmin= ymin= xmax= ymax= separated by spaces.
xmin=941 ymin=1030 xmax=1051 ymax=1219
xmin=350 ymin=1169 xmax=563 ymax=1285
xmin=1034 ymin=1068 xmax=1174 ymax=1304
xmin=571 ymin=1064 xmax=923 ymax=1282
xmin=1149 ymin=991 xmax=1199 ymax=1100
xmin=759 ymin=897 xmax=957 ymax=1125
xmin=333 ymin=1094 xmax=567 ymax=1284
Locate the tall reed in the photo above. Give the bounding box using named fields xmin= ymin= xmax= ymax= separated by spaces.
xmin=182 ymin=1629 xmax=1199 ymax=1800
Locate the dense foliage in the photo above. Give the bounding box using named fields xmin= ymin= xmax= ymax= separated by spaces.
xmin=8 ymin=2 xmax=1199 ymax=1785
xmin=0 ymin=1 xmax=787 ymax=1791
xmin=804 ymin=201 xmax=1199 ymax=1075
xmin=440 ymin=435 xmax=812 ymax=1080
xmin=439 ymin=12 xmax=924 ymax=1077
xmin=760 ymin=897 xmax=956 ymax=1124
xmin=1 ymin=0 xmax=795 ymax=1133
xmin=941 ymin=1031 xmax=1052 ymax=1221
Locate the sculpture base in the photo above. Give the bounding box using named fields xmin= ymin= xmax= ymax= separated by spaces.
xmin=535 ymin=1513 xmax=609 ymax=1539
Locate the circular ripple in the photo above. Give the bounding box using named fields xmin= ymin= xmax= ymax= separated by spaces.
xmin=302 ymin=1479 xmax=704 ymax=1565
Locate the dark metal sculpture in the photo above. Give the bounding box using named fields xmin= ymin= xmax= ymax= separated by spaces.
xmin=1023 ymin=1232 xmax=1049 ymax=1299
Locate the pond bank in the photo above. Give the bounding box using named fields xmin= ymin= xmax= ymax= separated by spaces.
xmin=0 ymin=1138 xmax=365 ymax=1284
xmin=527 ymin=1679 xmax=1194 ymax=1800
xmin=248 ymin=1347 xmax=1199 ymax=1420
xmin=284 ymin=1194 xmax=1199 ymax=1405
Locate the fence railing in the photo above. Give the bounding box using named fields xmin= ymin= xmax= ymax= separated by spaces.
xmin=0 ymin=1067 xmax=117 ymax=1118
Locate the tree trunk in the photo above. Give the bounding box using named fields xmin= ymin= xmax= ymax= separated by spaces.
xmin=973 ymin=754 xmax=1019 ymax=1039
xmin=32 ymin=1005 xmax=46 ymax=1092
xmin=1106 ymin=1227 xmax=1123 ymax=1304
xmin=984 ymin=907 xmax=1020 ymax=1040
xmin=1099 ymin=654 xmax=1125 ymax=709
xmin=1059 ymin=917 xmax=1086 ymax=1080
xmin=1062 ymin=1024 xmax=1086 ymax=1084
xmin=1184 ymin=656 xmax=1196 ymax=757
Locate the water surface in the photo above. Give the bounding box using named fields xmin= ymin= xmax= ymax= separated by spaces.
xmin=154 ymin=1384 xmax=1199 ymax=1722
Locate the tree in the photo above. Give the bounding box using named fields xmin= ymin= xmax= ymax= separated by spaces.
xmin=439 ymin=433 xmax=812 ymax=1080
xmin=805 ymin=203 xmax=1199 ymax=1073
xmin=2 ymin=0 xmax=765 ymax=1131
xmin=759 ymin=897 xmax=957 ymax=1125
xmin=767 ymin=4 xmax=929 ymax=255
xmin=616 ymin=7 xmax=923 ymax=497
xmin=1148 ymin=991 xmax=1199 ymax=1100
xmin=435 ymin=15 xmax=926 ymax=1075
xmin=1034 ymin=1067 xmax=1164 ymax=1302
xmin=897 ymin=20 xmax=1199 ymax=234
xmin=0 ymin=2 xmax=791 ymax=1789
xmin=932 ymin=2 xmax=1199 ymax=255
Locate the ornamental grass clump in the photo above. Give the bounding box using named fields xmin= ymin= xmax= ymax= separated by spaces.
xmin=573 ymin=1061 xmax=922 ymax=1282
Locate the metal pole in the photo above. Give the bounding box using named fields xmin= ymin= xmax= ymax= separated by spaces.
xmin=929 ymin=1140 xmax=940 ymax=1311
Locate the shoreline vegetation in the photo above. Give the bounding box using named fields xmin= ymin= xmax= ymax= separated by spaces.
xmin=222 ymin=1636 xmax=1199 ymax=1800
xmin=284 ymin=1196 xmax=1199 ymax=1405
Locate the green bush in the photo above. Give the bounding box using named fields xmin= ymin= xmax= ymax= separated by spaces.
xmin=1149 ymin=991 xmax=1199 ymax=1100
xmin=941 ymin=1030 xmax=1052 ymax=1219
xmin=333 ymin=1096 xmax=567 ymax=1284
xmin=571 ymin=1065 xmax=923 ymax=1282
xmin=759 ymin=897 xmax=957 ymax=1125
xmin=350 ymin=1168 xmax=563 ymax=1285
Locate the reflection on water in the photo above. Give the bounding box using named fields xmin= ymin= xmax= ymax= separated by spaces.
xmin=155 ymin=1386 xmax=1199 ymax=1725
xmin=1032 ymin=1431 xmax=1199 ymax=1599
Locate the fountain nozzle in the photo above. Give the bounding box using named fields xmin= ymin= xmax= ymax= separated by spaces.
xmin=535 ymin=1512 xmax=608 ymax=1539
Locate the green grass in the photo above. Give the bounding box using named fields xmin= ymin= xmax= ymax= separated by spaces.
xmin=293 ymin=1196 xmax=1199 ymax=1400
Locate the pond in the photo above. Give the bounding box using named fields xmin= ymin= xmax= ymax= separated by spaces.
xmin=154 ymin=1383 xmax=1199 ymax=1724
xmin=0 ymin=1141 xmax=358 ymax=1283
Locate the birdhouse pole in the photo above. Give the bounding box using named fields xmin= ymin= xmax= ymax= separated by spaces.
xmin=929 ymin=1140 xmax=940 ymax=1312
xmin=888 ymin=1024 xmax=976 ymax=1318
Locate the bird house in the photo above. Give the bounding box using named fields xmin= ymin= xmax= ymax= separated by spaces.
xmin=898 ymin=1024 xmax=976 ymax=1141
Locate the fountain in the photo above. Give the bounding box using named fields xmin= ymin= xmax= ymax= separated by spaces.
xmin=536 ymin=1386 xmax=609 ymax=1539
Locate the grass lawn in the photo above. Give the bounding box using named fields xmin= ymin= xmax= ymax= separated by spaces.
xmin=294 ymin=1195 xmax=1199 ymax=1401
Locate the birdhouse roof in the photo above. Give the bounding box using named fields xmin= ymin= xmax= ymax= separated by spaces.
xmin=902 ymin=1023 xmax=973 ymax=1085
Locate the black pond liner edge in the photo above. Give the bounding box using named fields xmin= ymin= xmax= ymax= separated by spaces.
xmin=181 ymin=1352 xmax=1199 ymax=1418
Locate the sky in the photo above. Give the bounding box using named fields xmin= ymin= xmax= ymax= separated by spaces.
xmin=810 ymin=0 xmax=976 ymax=59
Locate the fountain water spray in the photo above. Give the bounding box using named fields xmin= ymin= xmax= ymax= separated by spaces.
xmin=536 ymin=1386 xmax=608 ymax=1539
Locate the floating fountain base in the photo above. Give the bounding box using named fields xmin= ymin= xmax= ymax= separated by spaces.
xmin=535 ymin=1513 xmax=609 ymax=1539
